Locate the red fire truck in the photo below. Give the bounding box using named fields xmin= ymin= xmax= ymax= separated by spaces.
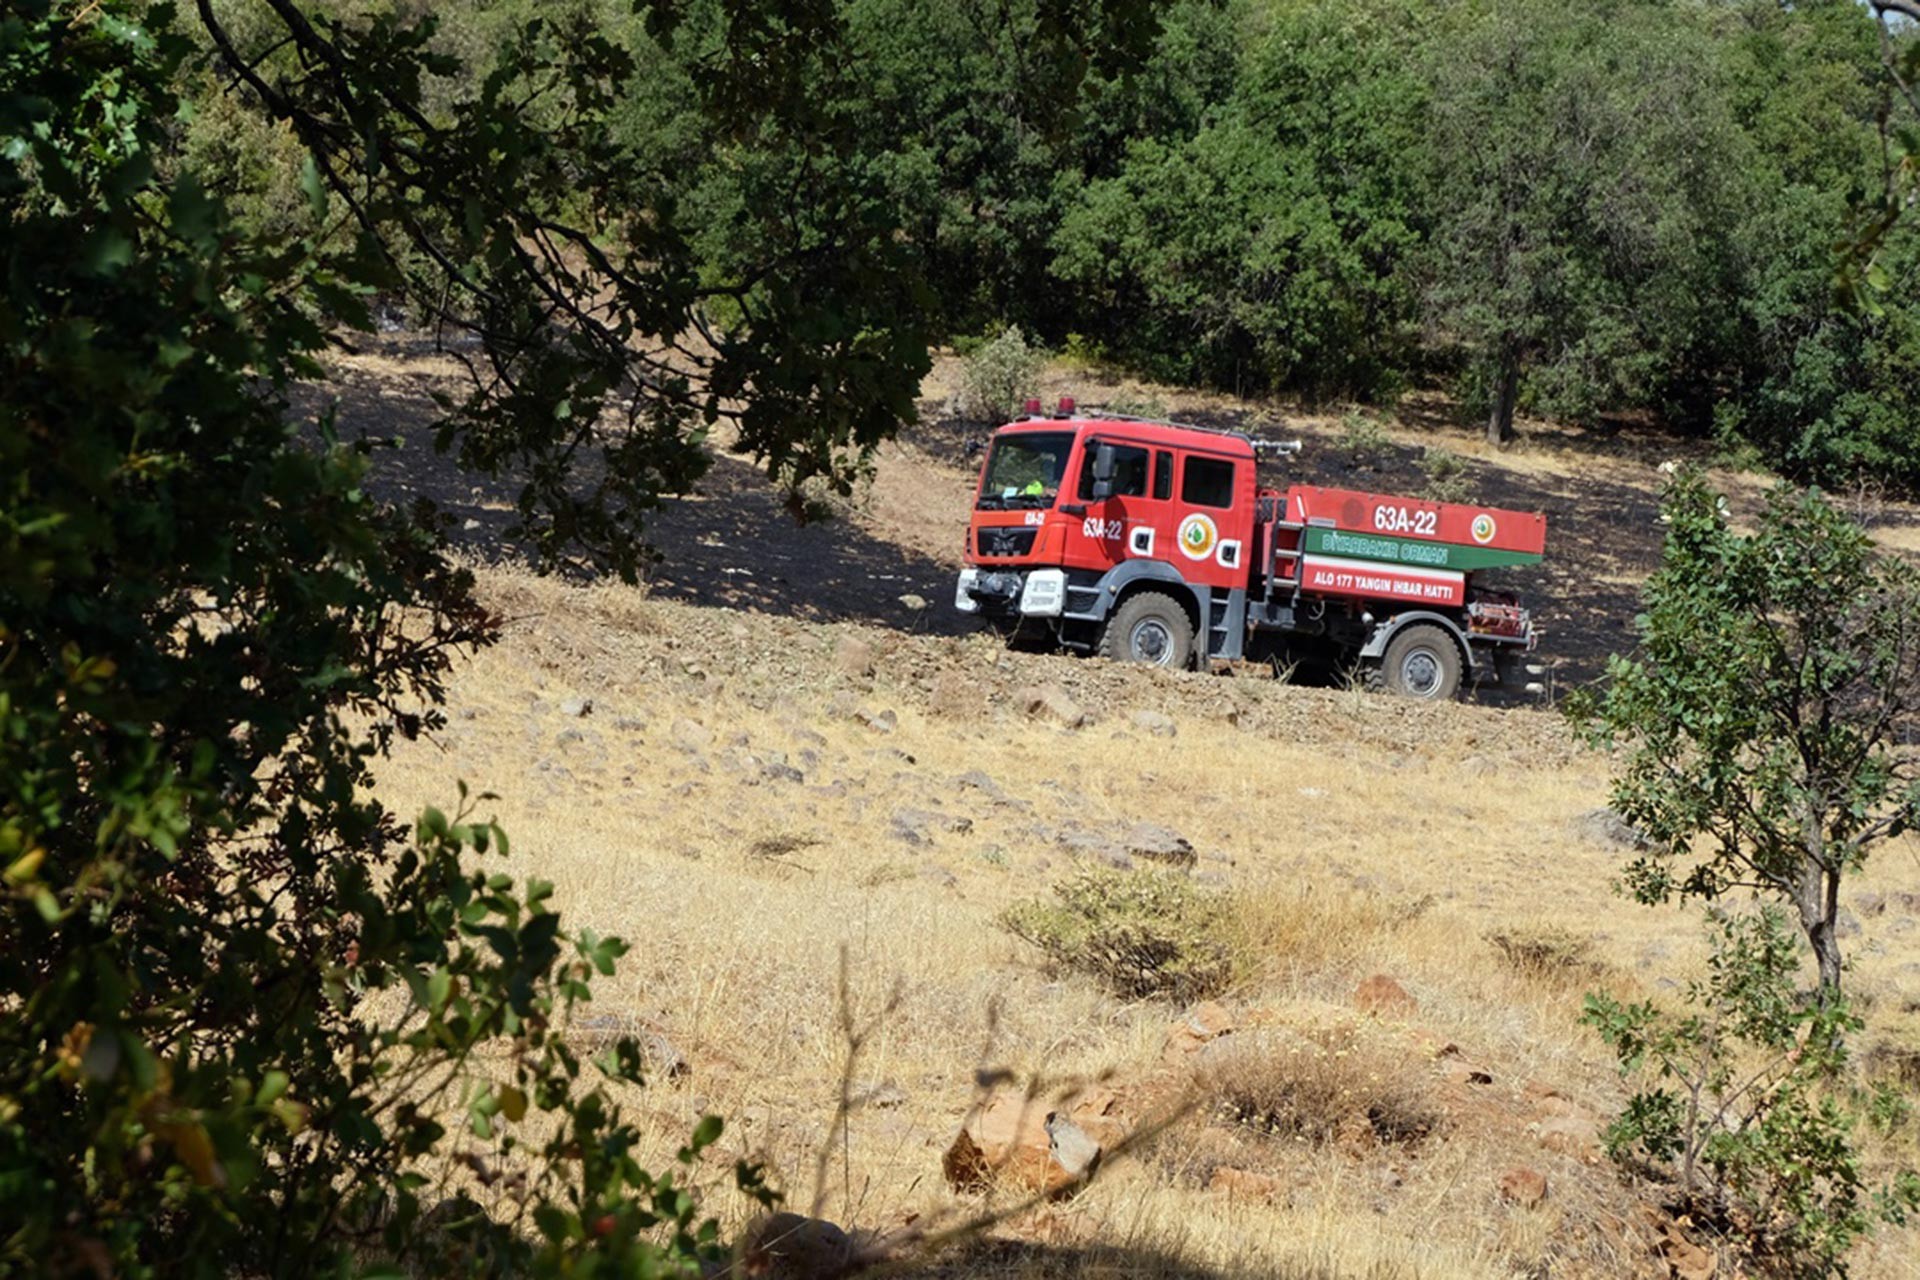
xmin=954 ymin=399 xmax=1545 ymax=699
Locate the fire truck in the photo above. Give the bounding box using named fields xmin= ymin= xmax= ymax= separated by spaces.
xmin=954 ymin=399 xmax=1545 ymax=699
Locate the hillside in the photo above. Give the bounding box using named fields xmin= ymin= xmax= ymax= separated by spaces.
xmin=334 ymin=344 xmax=1920 ymax=1279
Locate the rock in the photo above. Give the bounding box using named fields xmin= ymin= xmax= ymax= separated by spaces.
xmin=1043 ymin=1112 xmax=1102 ymax=1180
xmin=1123 ymin=823 xmax=1196 ymax=867
xmin=740 ymin=1212 xmax=854 ymax=1280
xmin=611 ymin=715 xmax=646 ymax=732
xmin=1533 ymin=1111 xmax=1603 ymax=1162
xmin=1891 ymin=891 xmax=1920 ymax=915
xmin=558 ymin=697 xmax=592 ymax=718
xmin=928 ymin=670 xmax=977 ymax=719
xmin=834 ymin=635 xmax=877 ymax=679
xmin=1163 ymin=1001 xmax=1236 ymax=1060
xmin=671 ymin=718 xmax=713 ymax=752
xmin=956 ymin=770 xmax=1012 ymax=803
xmin=641 ymin=1030 xmax=690 ymax=1081
xmin=1835 ymin=908 xmax=1862 ymax=939
xmin=854 ymin=1080 xmax=909 ymax=1110
xmin=1354 ymin=974 xmax=1418 ymax=1019
xmin=763 ymin=762 xmax=806 ymax=784
xmin=554 ymin=728 xmax=587 ymax=747
xmin=1854 ymin=891 xmax=1888 ymax=917
xmin=1657 ymin=1227 xmax=1716 ymax=1280
xmin=1575 ymin=806 xmax=1649 ymax=850
xmin=1208 ymin=1166 xmax=1285 ymax=1202
xmin=898 ymin=593 xmax=929 ymax=611
xmin=892 ymin=809 xmax=973 ymax=845
xmin=1498 ymin=1166 xmax=1548 ymax=1208
xmin=942 ymin=1087 xmax=1123 ymax=1197
xmin=1441 ymin=1058 xmax=1495 ymax=1087
xmin=1130 ymin=709 xmax=1177 ymax=738
xmin=855 ymin=706 xmax=897 ymax=735
xmin=1015 ymin=683 xmax=1089 ymax=729
xmin=919 ymin=864 xmax=958 ymax=889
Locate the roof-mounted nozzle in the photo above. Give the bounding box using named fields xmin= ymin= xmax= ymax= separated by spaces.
xmin=1251 ymin=438 xmax=1304 ymax=457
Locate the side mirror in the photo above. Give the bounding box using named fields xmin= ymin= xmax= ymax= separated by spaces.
xmin=1091 ymin=442 xmax=1116 ymax=500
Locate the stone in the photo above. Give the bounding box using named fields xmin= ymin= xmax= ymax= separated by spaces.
xmin=1441 ymin=1058 xmax=1495 ymax=1087
xmin=558 ymin=697 xmax=592 ymax=718
xmin=898 ymin=593 xmax=929 ymax=611
xmin=763 ymin=762 xmax=806 ymax=784
xmin=671 ymin=718 xmax=713 ymax=752
xmin=1163 ymin=1001 xmax=1236 ymax=1060
xmin=854 ymin=706 xmax=897 ymax=735
xmin=1015 ymin=683 xmax=1089 ymax=730
xmin=1575 ymin=806 xmax=1649 ymax=850
xmin=1208 ymin=1166 xmax=1285 ymax=1202
xmin=641 ymin=1030 xmax=690 ymax=1081
xmin=1130 ymin=709 xmax=1177 ymax=738
xmin=611 ymin=715 xmax=646 ymax=732
xmin=740 ymin=1212 xmax=854 ymax=1280
xmin=1498 ymin=1167 xmax=1548 ymax=1208
xmin=956 ymin=770 xmax=1012 ymax=803
xmin=1835 ymin=908 xmax=1862 ymax=939
xmin=941 ymin=1087 xmax=1123 ymax=1197
xmin=834 ymin=635 xmax=877 ymax=679
xmin=928 ymin=671 xmax=977 ymax=719
xmin=1123 ymin=823 xmax=1196 ymax=867
xmin=1533 ymin=1111 xmax=1603 ymax=1162
xmin=1354 ymin=974 xmax=1419 ymax=1019
xmin=919 ymin=864 xmax=958 ymax=889
xmin=1854 ymin=891 xmax=1888 ymax=917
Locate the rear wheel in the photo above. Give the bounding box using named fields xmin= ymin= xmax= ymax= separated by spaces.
xmin=1099 ymin=592 xmax=1194 ymax=670
xmin=1371 ymin=624 xmax=1463 ymax=700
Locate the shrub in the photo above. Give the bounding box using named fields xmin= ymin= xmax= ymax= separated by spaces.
xmin=1196 ymin=1020 xmax=1438 ymax=1147
xmin=1419 ymin=447 xmax=1473 ymax=503
xmin=1001 ymin=869 xmax=1234 ymax=1001
xmin=1584 ymin=908 xmax=1920 ymax=1274
xmin=958 ymin=325 xmax=1047 ymax=424
xmin=1486 ymin=925 xmax=1603 ymax=983
xmin=1338 ymin=410 xmax=1393 ymax=467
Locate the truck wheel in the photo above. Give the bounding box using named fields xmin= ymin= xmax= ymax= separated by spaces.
xmin=1100 ymin=592 xmax=1194 ymax=670
xmin=1373 ymin=624 xmax=1463 ymax=700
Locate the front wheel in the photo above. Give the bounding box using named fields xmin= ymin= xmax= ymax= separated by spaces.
xmin=1099 ymin=592 xmax=1194 ymax=670
xmin=1370 ymin=624 xmax=1463 ymax=700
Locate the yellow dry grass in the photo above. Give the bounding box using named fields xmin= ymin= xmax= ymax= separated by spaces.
xmin=366 ymin=562 xmax=1920 ymax=1279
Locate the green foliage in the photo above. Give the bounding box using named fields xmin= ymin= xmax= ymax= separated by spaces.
xmin=1337 ymin=411 xmax=1392 ymax=468
xmin=1567 ymin=467 xmax=1920 ymax=998
xmin=957 ymin=324 xmax=1047 ymax=423
xmin=1001 ymin=869 xmax=1234 ymax=1001
xmin=1583 ymin=909 xmax=1918 ymax=1276
xmin=1417 ymin=447 xmax=1471 ymax=504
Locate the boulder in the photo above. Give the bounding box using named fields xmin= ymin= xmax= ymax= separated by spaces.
xmin=1575 ymin=806 xmax=1649 ymax=850
xmin=834 ymin=635 xmax=877 ymax=680
xmin=1123 ymin=823 xmax=1196 ymax=867
xmin=558 ymin=697 xmax=593 ymax=718
xmin=1354 ymin=974 xmax=1418 ymax=1019
xmin=740 ymin=1212 xmax=855 ymax=1280
xmin=671 ymin=718 xmax=713 ymax=752
xmin=1016 ymin=683 xmax=1089 ymax=729
xmin=1131 ymin=709 xmax=1178 ymax=738
xmin=942 ymin=1087 xmax=1123 ymax=1197
xmin=854 ymin=706 xmax=897 ymax=735
xmin=1498 ymin=1166 xmax=1548 ymax=1208
xmin=1163 ymin=1001 xmax=1236 ymax=1060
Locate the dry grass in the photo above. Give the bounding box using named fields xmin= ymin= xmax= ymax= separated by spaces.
xmin=361 ymin=551 xmax=1920 ymax=1278
xmin=1196 ymin=1019 xmax=1440 ymax=1148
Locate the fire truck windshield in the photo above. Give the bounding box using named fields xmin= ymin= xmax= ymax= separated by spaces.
xmin=977 ymin=431 xmax=1074 ymax=510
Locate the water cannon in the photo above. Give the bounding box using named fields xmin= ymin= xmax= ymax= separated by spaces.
xmin=1251 ymin=438 xmax=1304 ymax=458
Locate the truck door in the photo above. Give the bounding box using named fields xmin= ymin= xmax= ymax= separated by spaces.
xmin=1070 ymin=440 xmax=1154 ymax=571
xmin=1174 ymin=452 xmax=1252 ymax=591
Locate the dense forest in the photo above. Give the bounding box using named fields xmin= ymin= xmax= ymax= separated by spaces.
xmin=174 ymin=0 xmax=1920 ymax=478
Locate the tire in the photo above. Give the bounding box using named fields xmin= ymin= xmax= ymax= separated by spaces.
xmin=1099 ymin=591 xmax=1194 ymax=670
xmin=1371 ymin=623 xmax=1463 ymax=700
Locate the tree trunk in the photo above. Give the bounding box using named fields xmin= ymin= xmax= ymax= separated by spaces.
xmin=1796 ymin=859 xmax=1845 ymax=1004
xmin=1485 ymin=351 xmax=1519 ymax=448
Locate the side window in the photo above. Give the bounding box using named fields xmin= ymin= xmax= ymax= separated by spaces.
xmin=1153 ymin=451 xmax=1173 ymax=501
xmin=1182 ymin=456 xmax=1236 ymax=509
xmin=1078 ymin=443 xmax=1151 ymax=500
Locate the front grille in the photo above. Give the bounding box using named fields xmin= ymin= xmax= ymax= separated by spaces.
xmin=975 ymin=526 xmax=1037 ymax=558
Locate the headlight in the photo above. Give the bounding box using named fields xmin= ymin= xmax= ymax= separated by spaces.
xmin=954 ymin=568 xmax=980 ymax=613
xmin=1019 ymin=569 xmax=1066 ymax=617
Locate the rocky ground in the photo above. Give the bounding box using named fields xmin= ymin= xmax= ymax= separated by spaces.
xmin=334 ymin=340 xmax=1920 ymax=1278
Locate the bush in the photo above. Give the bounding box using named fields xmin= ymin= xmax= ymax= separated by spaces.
xmin=958 ymin=324 xmax=1047 ymax=424
xmin=1338 ymin=410 xmax=1393 ymax=467
xmin=1419 ymin=447 xmax=1473 ymax=503
xmin=1001 ymin=869 xmax=1234 ymax=1001
xmin=1196 ymin=1019 xmax=1438 ymax=1146
xmin=1486 ymin=925 xmax=1603 ymax=983
xmin=1584 ymin=908 xmax=1920 ymax=1274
